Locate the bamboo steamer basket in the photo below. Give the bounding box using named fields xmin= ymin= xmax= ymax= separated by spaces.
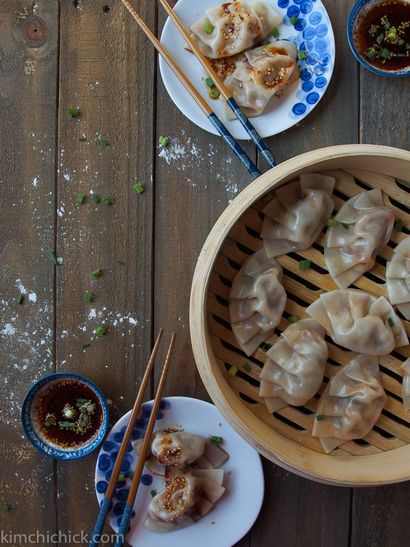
xmin=190 ymin=144 xmax=410 ymax=486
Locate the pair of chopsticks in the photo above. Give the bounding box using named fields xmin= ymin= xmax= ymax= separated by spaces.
xmin=121 ymin=0 xmax=276 ymax=178
xmin=90 ymin=329 xmax=176 ymax=547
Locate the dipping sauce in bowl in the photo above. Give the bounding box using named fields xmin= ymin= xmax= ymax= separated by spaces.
xmin=22 ymin=373 xmax=109 ymax=460
xmin=36 ymin=378 xmax=103 ymax=449
xmin=354 ymin=1 xmax=410 ymax=71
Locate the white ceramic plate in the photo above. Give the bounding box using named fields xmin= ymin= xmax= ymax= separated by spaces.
xmin=94 ymin=396 xmax=264 ymax=547
xmin=159 ymin=0 xmax=335 ymax=140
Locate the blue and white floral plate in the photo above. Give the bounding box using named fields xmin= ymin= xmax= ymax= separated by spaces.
xmin=160 ymin=0 xmax=335 ymax=140
xmin=94 ymin=396 xmax=264 ymax=547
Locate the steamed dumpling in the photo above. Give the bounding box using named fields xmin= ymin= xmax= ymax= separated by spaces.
xmin=189 ymin=1 xmax=282 ymax=59
xmin=306 ymin=289 xmax=408 ymax=355
xmin=229 ymin=248 xmax=287 ymax=356
xmin=259 ymin=319 xmax=328 ymax=413
xmin=145 ymin=470 xmax=226 ymax=532
xmin=313 ymin=354 xmax=386 ymax=454
xmin=325 ymin=189 xmax=394 ymax=288
xmin=386 ymin=236 xmax=410 ymax=319
xmin=261 ymin=173 xmax=335 ymax=257
xmin=151 ymin=431 xmax=205 ymax=467
xmin=402 ymin=358 xmax=410 ymax=411
xmin=223 ymin=41 xmax=297 ymax=119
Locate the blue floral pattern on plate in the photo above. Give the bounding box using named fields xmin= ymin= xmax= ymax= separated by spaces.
xmin=94 ymin=399 xmax=172 ymax=531
xmin=273 ymin=0 xmax=335 ymax=119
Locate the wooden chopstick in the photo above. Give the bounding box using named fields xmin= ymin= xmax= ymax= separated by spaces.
xmin=158 ymin=0 xmax=277 ymax=169
xmin=114 ymin=332 xmax=176 ymax=547
xmin=120 ymin=0 xmax=261 ymax=179
xmin=89 ymin=328 xmax=164 ymax=547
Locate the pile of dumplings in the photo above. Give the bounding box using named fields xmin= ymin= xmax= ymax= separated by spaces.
xmin=228 ymin=171 xmax=410 ymax=454
xmin=133 ymin=430 xmax=229 ymax=532
xmin=187 ymin=1 xmax=298 ymax=118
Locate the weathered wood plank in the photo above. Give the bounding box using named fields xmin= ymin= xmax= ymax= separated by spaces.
xmin=0 ymin=0 xmax=58 ymax=540
xmin=351 ymin=7 xmax=410 ymax=546
xmin=56 ymin=0 xmax=156 ymax=541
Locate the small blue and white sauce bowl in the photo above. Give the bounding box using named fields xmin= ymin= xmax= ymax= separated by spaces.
xmin=21 ymin=373 xmax=109 ymax=460
xmin=347 ymin=0 xmax=410 ymax=77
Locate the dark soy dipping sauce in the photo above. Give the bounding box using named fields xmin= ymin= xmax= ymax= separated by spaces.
xmin=354 ymin=1 xmax=410 ymax=70
xmin=36 ymin=379 xmax=103 ymax=449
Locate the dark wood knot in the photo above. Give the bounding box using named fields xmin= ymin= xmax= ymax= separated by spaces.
xmin=24 ymin=16 xmax=47 ymax=48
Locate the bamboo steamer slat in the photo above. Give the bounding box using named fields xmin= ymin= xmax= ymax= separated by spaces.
xmin=190 ymin=144 xmax=410 ymax=486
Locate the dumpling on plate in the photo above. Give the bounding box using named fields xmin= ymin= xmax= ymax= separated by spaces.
xmin=306 ymin=289 xmax=408 ymax=355
xmin=324 ymin=189 xmax=395 ymax=288
xmin=151 ymin=431 xmax=205 ymax=466
xmin=261 ymin=173 xmax=335 ymax=257
xmin=229 ymin=248 xmax=287 ymax=356
xmin=402 ymin=358 xmax=410 ymax=411
xmin=223 ymin=41 xmax=297 ymax=119
xmin=189 ymin=1 xmax=282 ymax=59
xmin=259 ymin=319 xmax=328 ymax=413
xmin=313 ymin=354 xmax=386 ymax=454
xmin=144 ymin=470 xmax=226 ymax=532
xmin=386 ymin=236 xmax=410 ymax=319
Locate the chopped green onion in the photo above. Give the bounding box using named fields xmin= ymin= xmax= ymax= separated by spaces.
xmin=91 ymin=194 xmax=100 ymax=203
xmin=297 ymin=50 xmax=307 ymax=60
xmin=316 ymin=414 xmax=325 ymax=421
xmin=2 ymin=502 xmax=11 ymax=513
xmin=67 ymin=106 xmax=80 ymax=118
xmin=76 ymin=193 xmax=85 ymax=205
xmin=209 ymin=435 xmax=223 ymax=445
xmin=260 ymin=342 xmax=272 ymax=351
xmin=325 ymin=217 xmax=337 ymax=227
xmin=98 ymin=138 xmax=109 ymax=147
xmin=48 ymin=251 xmax=59 ymax=266
xmin=203 ymin=21 xmax=214 ymax=34
xmin=91 ymin=268 xmax=103 ymax=279
xmin=395 ymin=219 xmax=405 ymax=232
xmin=288 ymin=315 xmax=300 ymax=323
xmin=376 ymin=33 xmax=384 ymax=44
xmin=369 ymin=24 xmax=379 ymax=35
xmin=228 ymin=365 xmax=238 ymax=377
xmin=95 ymin=326 xmax=106 ymax=336
xmin=102 ymin=196 xmax=112 ymax=206
xmin=387 ymin=316 xmax=395 ymax=328
xmin=208 ymin=86 xmax=220 ymax=100
xmin=289 ymin=16 xmax=298 ymax=25
xmin=85 ymin=291 xmax=94 ymax=303
xmin=342 ymin=223 xmax=350 ymax=230
xmin=243 ymin=362 xmax=251 ymax=372
xmin=134 ymin=183 xmax=145 ymax=194
xmin=150 ymin=490 xmax=158 ymax=498
xmin=386 ymin=27 xmax=397 ymax=42
xmin=17 ymin=294 xmax=25 ymax=305
xmin=380 ymin=48 xmax=390 ymax=60
xmin=271 ymin=27 xmax=280 ymax=38
xmin=365 ymin=47 xmax=378 ymax=60
xmin=205 ymin=77 xmax=214 ymax=88
xmin=299 ymin=259 xmax=312 ymax=271
xmin=159 ymin=135 xmax=169 ymax=147
xmin=78 ymin=134 xmax=87 ymax=142
xmin=397 ymin=38 xmax=405 ymax=46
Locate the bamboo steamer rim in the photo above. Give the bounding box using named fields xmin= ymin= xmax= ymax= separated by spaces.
xmin=190 ymin=144 xmax=410 ymax=486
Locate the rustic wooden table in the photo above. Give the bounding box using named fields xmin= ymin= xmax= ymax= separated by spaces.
xmin=1 ymin=0 xmax=409 ymax=546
